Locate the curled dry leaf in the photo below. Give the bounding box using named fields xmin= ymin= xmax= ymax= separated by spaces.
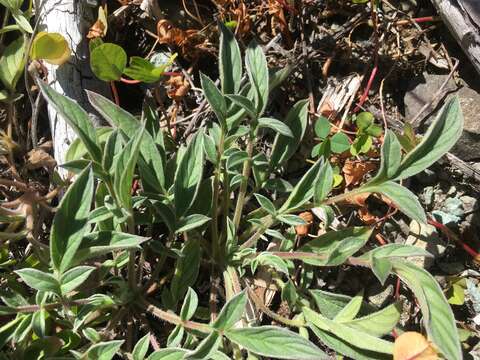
xmin=166 ymin=75 xmax=190 ymax=102
xmin=358 ymin=207 xmax=377 ymax=225
xmin=295 ymin=211 xmax=314 ymax=236
xmin=87 ymin=5 xmax=108 ymax=40
xmin=26 ymin=143 xmax=56 ymax=170
xmin=156 ymin=20 xmax=207 ymax=59
xmin=393 ymin=332 xmax=438 ymax=360
xmin=342 ymin=159 xmax=377 ymax=186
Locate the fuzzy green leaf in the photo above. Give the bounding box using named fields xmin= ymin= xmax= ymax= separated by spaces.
xmin=245 ymin=40 xmax=269 ymax=115
xmin=362 ymin=181 xmax=426 ymax=223
xmin=50 ymin=166 xmax=94 ymax=273
xmin=219 ymin=22 xmax=242 ymax=94
xmin=270 ymin=100 xmax=309 ymax=168
xmin=392 ymin=97 xmax=463 ymax=180
xmin=174 ymin=133 xmax=204 ymax=218
xmin=258 ymin=117 xmax=293 ymax=137
xmin=225 ymin=326 xmax=327 ymax=359
xmin=392 ymin=260 xmax=461 ymax=360
xmin=213 ymin=290 xmax=247 ymax=331
xmin=60 ymin=266 xmax=94 ymax=294
xmin=39 ymin=83 xmax=102 ymax=162
xmin=15 ymin=269 xmax=59 ymax=294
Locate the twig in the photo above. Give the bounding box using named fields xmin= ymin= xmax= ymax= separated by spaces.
xmin=410 ymin=59 xmax=459 ymax=126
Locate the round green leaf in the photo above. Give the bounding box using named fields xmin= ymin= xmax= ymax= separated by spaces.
xmin=330 ymin=132 xmax=351 ymax=154
xmin=90 ymin=43 xmax=127 ymax=81
xmin=31 ymin=32 xmax=71 ymax=65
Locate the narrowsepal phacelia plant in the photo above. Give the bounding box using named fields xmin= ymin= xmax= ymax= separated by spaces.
xmin=0 ymin=23 xmax=464 ymax=360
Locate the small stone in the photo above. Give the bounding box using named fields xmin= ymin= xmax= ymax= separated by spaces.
xmin=460 ymin=195 xmax=478 ymax=213
xmin=405 ymin=221 xmax=446 ymax=269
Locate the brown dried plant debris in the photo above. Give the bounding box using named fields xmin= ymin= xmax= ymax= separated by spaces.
xmin=156 ymin=20 xmax=210 ymax=59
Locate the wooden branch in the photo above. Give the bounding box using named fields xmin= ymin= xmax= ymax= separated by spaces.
xmin=430 ymin=0 xmax=480 ymax=74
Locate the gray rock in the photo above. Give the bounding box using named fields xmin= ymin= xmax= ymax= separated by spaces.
xmin=404 ymin=73 xmax=480 ymax=161
xmin=405 ymin=220 xmax=447 ymax=269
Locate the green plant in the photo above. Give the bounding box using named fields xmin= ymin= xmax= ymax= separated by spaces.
xmin=0 ymin=23 xmax=464 ymax=360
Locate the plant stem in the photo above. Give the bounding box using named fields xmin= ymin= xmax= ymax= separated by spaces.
xmin=247 ymin=287 xmax=304 ymax=327
xmin=239 ymin=216 xmax=273 ymax=250
xmin=211 ymin=129 xmax=225 ymax=263
xmin=141 ymin=298 xmax=212 ymax=334
xmin=233 ymin=132 xmax=255 ymax=228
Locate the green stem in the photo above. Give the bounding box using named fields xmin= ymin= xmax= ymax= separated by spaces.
xmin=141 ymin=298 xmax=212 ymax=334
xmin=211 ymin=129 xmax=225 ymax=263
xmin=233 ymin=132 xmax=255 ymax=228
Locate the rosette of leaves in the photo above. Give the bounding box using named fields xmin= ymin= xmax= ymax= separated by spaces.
xmin=0 ymin=22 xmax=464 ymax=360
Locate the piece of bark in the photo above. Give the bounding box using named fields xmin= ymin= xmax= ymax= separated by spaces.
xmin=430 ymin=0 xmax=480 ymax=74
xmin=34 ymin=0 xmax=110 ymax=175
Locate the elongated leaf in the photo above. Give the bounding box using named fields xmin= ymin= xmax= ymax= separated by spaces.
xmin=175 ymin=214 xmax=211 ymax=233
xmin=201 ymin=73 xmax=227 ymax=127
xmin=86 ymin=340 xmax=124 ymax=360
xmin=362 ymin=181 xmax=426 ymax=223
xmin=279 ymin=158 xmax=323 ymax=213
xmin=15 ymin=269 xmax=59 ymax=294
xmin=310 ymin=324 xmax=390 ymax=360
xmin=60 ymin=266 xmax=94 ymax=294
xmin=147 ymin=348 xmax=186 ymax=360
xmin=303 ymin=307 xmax=394 ymax=354
xmin=114 ymin=127 xmax=144 ymax=209
xmin=370 ymin=130 xmax=401 ymax=183
xmin=245 ymin=40 xmax=269 ymax=115
xmin=334 ymin=293 xmax=363 ymax=322
xmin=0 ymin=36 xmax=25 ymax=91
xmin=75 ymin=231 xmax=148 ymax=264
xmin=258 ymin=117 xmax=293 ymax=137
xmin=87 ymin=91 xmax=166 ymax=192
xmin=310 ymin=290 xmax=354 ymax=319
xmin=132 ymin=333 xmax=150 ymax=360
xmin=213 ymin=290 xmax=247 ymax=330
xmin=170 ymin=238 xmax=201 ymax=305
xmin=314 ymin=161 xmax=333 ymax=204
xmin=50 ymin=166 xmax=94 ymax=273
xmin=219 ymin=22 xmax=242 ymax=94
xmin=269 ymin=100 xmax=309 ymax=168
xmin=180 ymin=288 xmax=198 ymax=321
xmin=174 ymin=133 xmax=204 ymax=218
xmin=225 ymin=326 xmax=327 ymax=359
xmin=184 ymin=331 xmax=221 ymax=360
xmin=39 ymin=83 xmax=102 ymax=162
xmin=226 ymin=94 xmax=256 ymax=119
xmin=392 ymin=260 xmax=461 ymax=360
xmin=341 ymin=303 xmax=401 ymax=337
xmin=393 ymin=97 xmax=463 ymax=180
xmin=298 ymin=227 xmax=372 ymax=266
xmin=253 ymin=193 xmax=276 ymax=215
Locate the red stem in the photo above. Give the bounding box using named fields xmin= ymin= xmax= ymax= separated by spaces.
xmin=120 ymin=77 xmax=141 ymax=85
xmin=354 ymin=65 xmax=378 ymax=112
xmin=428 ymin=218 xmax=480 ymax=260
xmin=110 ymin=81 xmax=120 ymax=106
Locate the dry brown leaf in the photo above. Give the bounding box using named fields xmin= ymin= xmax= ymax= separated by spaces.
xmin=393 ymin=332 xmax=438 ymax=360
xmin=166 ymin=75 xmax=190 ymax=102
xmin=26 ymin=146 xmax=56 ymax=170
xmin=87 ymin=6 xmax=108 ymax=39
xmin=156 ymin=20 xmax=207 ymax=59
xmin=358 ymin=207 xmax=377 ymax=225
xmin=342 ymin=160 xmax=377 ymax=186
xmin=343 ymin=192 xmax=371 ymax=207
xmin=295 ymin=211 xmax=314 ymax=236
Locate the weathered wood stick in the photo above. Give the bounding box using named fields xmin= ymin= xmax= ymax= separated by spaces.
xmin=430 ymin=0 xmax=480 ymax=74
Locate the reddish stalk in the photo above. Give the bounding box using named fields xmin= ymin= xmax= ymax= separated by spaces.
xmin=428 ymin=218 xmax=480 ymax=261
xmin=395 ymin=16 xmax=440 ymax=26
xmin=110 ymin=81 xmax=120 ymax=106
xmin=120 ymin=77 xmax=141 ymax=85
xmin=353 ymin=65 xmax=378 ymax=112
